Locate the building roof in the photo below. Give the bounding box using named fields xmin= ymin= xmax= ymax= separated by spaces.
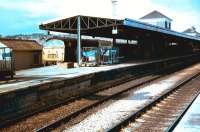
xmin=183 ymin=27 xmax=200 ymax=38
xmin=140 ymin=10 xmax=172 ymax=21
xmin=183 ymin=27 xmax=198 ymax=33
xmin=0 ymin=38 xmax=42 ymax=51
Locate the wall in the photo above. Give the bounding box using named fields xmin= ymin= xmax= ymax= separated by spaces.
xmin=140 ymin=18 xmax=171 ymax=29
xmin=14 ymin=51 xmax=42 ymax=70
xmin=43 ymin=47 xmax=65 ymax=64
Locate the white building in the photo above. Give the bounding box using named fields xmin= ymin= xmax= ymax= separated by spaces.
xmin=139 ymin=10 xmax=172 ymax=30
xmin=183 ymin=26 xmax=200 ymax=38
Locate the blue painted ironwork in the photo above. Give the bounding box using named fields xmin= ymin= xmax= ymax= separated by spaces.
xmin=124 ymin=18 xmax=200 ymax=41
xmin=77 ymin=16 xmax=82 ymax=65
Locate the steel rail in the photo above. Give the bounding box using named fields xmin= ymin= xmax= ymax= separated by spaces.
xmin=35 ymin=60 xmax=191 ymax=132
xmin=1 ymin=60 xmax=163 ymax=128
xmin=1 ymin=54 xmax=199 ymax=130
xmin=0 ymin=72 xmax=142 ymax=128
xmin=108 ymin=70 xmax=200 ymax=132
xmin=165 ymin=91 xmax=200 ymax=132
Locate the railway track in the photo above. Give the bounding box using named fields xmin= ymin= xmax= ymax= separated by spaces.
xmin=0 ymin=67 xmax=150 ymax=127
xmin=108 ymin=69 xmax=200 ymax=132
xmin=35 ymin=62 xmax=195 ymax=131
xmin=1 ymin=56 xmax=199 ymax=132
xmin=0 ymin=66 xmax=161 ymax=131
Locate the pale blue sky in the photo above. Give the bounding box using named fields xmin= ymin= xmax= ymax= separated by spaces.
xmin=0 ymin=0 xmax=199 ymax=36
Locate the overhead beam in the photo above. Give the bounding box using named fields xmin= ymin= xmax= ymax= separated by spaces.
xmin=40 ymin=15 xmax=123 ymax=31
xmin=39 ymin=15 xmax=200 ymax=44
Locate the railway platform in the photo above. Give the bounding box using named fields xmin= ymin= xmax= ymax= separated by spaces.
xmin=0 ymin=57 xmax=172 ymax=94
xmin=174 ymin=93 xmax=200 ymax=132
xmin=0 ymin=62 xmax=140 ymax=94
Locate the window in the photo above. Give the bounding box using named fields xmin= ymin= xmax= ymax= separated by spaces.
xmin=165 ymin=21 xmax=168 ymax=29
xmin=47 ymin=54 xmax=58 ymax=59
xmin=169 ymin=42 xmax=177 ymax=46
xmin=116 ymin=39 xmax=138 ymax=45
xmin=128 ymin=40 xmax=138 ymax=45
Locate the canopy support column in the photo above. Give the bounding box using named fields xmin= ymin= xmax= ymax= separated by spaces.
xmin=113 ymin=37 xmax=116 ymax=46
xmin=77 ymin=16 xmax=82 ymax=65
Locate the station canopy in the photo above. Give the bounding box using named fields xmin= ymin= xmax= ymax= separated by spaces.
xmin=40 ymin=15 xmax=200 ymax=42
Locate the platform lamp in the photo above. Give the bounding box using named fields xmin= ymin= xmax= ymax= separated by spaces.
xmin=112 ymin=26 xmax=118 ymax=47
xmin=112 ymin=26 xmax=118 ymax=35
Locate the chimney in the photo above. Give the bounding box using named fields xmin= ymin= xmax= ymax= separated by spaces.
xmin=111 ymin=0 xmax=118 ymax=18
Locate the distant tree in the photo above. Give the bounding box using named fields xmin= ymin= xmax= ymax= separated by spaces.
xmin=0 ymin=34 xmax=2 ymax=38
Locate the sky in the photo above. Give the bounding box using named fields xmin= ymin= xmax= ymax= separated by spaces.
xmin=0 ymin=0 xmax=200 ymax=36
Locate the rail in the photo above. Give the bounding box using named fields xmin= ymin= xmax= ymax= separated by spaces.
xmin=36 ymin=54 xmax=199 ymax=132
xmin=108 ymin=70 xmax=200 ymax=132
xmin=1 ymin=54 xmax=199 ymax=131
xmin=166 ymin=91 xmax=200 ymax=131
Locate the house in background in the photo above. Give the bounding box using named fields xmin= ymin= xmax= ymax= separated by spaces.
xmin=0 ymin=38 xmax=42 ymax=70
xmin=183 ymin=26 xmax=200 ymax=38
xmin=42 ymin=39 xmax=65 ymax=65
xmin=139 ymin=10 xmax=172 ymax=29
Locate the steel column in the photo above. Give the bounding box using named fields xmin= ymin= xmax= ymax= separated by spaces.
xmin=113 ymin=36 xmax=116 ymax=46
xmin=77 ymin=16 xmax=82 ymax=65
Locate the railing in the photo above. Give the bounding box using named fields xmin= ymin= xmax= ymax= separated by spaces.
xmin=100 ymin=47 xmax=119 ymax=65
xmin=0 ymin=47 xmax=14 ymax=78
xmin=82 ymin=47 xmax=119 ymax=66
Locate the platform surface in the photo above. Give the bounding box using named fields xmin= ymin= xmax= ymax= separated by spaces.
xmin=0 ymin=62 xmax=141 ymax=94
xmin=174 ymin=93 xmax=200 ymax=132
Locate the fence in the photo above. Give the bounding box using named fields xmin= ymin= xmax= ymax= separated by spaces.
xmin=82 ymin=47 xmax=119 ymax=66
xmin=0 ymin=47 xmax=14 ymax=78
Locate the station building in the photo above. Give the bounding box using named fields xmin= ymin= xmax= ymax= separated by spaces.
xmin=40 ymin=14 xmax=200 ymax=66
xmin=0 ymin=38 xmax=42 ymax=70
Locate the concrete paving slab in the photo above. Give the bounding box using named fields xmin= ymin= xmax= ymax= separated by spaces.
xmin=0 ymin=63 xmax=139 ymax=94
xmin=174 ymin=94 xmax=200 ymax=132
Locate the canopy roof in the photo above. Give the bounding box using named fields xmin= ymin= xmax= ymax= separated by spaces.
xmin=39 ymin=15 xmax=200 ymax=42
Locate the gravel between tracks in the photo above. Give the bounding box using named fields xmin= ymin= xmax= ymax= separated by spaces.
xmin=64 ymin=64 xmax=200 ymax=132
xmin=2 ymin=64 xmax=200 ymax=132
xmin=0 ymin=75 xmax=154 ymax=132
xmin=123 ymin=76 xmax=200 ymax=132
